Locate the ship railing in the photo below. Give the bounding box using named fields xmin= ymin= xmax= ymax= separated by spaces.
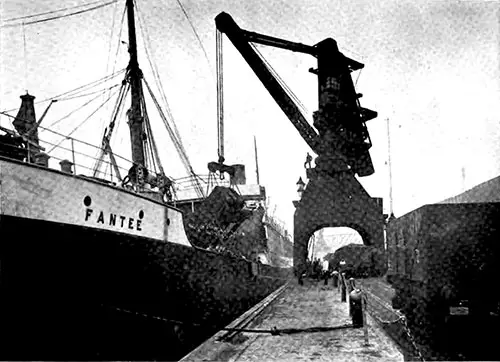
xmin=175 ymin=174 xmax=231 ymax=188
xmin=0 ymin=124 xmax=256 ymax=202
xmin=37 ymin=124 xmax=135 ymax=183
xmin=174 ymin=173 xmax=231 ymax=198
xmin=0 ymin=124 xmax=166 ymax=190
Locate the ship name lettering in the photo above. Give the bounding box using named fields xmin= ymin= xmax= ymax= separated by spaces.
xmin=84 ymin=208 xmax=143 ymax=231
xmin=85 ymin=208 xmax=93 ymax=221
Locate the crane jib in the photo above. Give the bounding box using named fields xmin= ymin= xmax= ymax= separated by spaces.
xmin=214 ymin=12 xmax=376 ymax=177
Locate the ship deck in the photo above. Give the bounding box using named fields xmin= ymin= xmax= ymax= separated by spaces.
xmin=180 ymin=278 xmax=403 ymax=362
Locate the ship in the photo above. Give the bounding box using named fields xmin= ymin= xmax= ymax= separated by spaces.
xmin=0 ymin=0 xmax=292 ymax=360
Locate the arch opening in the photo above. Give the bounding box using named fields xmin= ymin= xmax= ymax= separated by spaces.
xmin=308 ymin=227 xmax=363 ymax=263
xmin=292 ymin=172 xmax=385 ymax=276
xmin=304 ymin=227 xmax=386 ymax=279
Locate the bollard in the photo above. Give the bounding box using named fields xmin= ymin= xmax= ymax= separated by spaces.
xmin=362 ymin=292 xmax=369 ymax=345
xmin=298 ymin=272 xmax=306 ymax=286
xmin=348 ymin=278 xmax=356 ymax=315
xmin=349 ymin=288 xmax=363 ymax=327
xmin=348 ymin=278 xmax=356 ymax=292
xmin=332 ymin=271 xmax=339 ymax=288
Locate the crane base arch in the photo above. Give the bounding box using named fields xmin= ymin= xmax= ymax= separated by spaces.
xmin=293 ymin=169 xmax=384 ymax=275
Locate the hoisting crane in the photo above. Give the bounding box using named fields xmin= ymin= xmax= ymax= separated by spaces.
xmin=214 ymin=12 xmax=384 ymax=275
xmin=214 ymin=12 xmax=377 ymax=177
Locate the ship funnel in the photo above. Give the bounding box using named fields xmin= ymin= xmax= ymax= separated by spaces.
xmin=230 ymin=164 xmax=246 ymax=185
xmin=59 ymin=159 xmax=74 ymax=174
xmin=13 ymin=93 xmax=39 ymax=145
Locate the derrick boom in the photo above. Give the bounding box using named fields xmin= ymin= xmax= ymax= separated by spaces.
xmin=215 ymin=12 xmax=319 ymax=153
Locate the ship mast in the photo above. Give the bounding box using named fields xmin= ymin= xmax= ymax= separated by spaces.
xmin=126 ymin=0 xmax=146 ymax=184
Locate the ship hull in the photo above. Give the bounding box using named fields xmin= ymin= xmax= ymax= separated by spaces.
xmin=0 ymin=215 xmax=290 ymax=360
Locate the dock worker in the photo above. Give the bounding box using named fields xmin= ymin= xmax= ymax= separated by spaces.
xmin=322 ymin=259 xmax=329 ymax=285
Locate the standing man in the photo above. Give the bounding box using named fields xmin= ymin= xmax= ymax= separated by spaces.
xmin=322 ymin=258 xmax=329 ymax=285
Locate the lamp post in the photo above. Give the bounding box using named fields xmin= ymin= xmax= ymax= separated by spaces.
xmin=296 ymin=177 xmax=305 ymax=199
xmin=293 ymin=177 xmax=306 ymax=208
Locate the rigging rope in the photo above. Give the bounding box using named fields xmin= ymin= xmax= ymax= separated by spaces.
xmin=0 ymin=69 xmax=126 ymax=115
xmin=92 ymin=80 xmax=129 ymax=175
xmin=57 ymin=83 xmax=121 ymax=101
xmin=46 ymin=69 xmax=125 ymax=104
xmin=135 ymin=3 xmax=188 ymax=159
xmin=109 ymin=94 xmax=127 ymax=158
xmin=104 ymin=0 xmax=121 ymax=82
xmin=140 ymin=85 xmax=164 ymax=175
xmin=0 ymin=109 xmax=135 ymax=168
xmin=2 ymin=0 xmax=113 ymax=23
xmin=22 ymin=22 xmax=28 ymax=91
xmin=251 ymin=44 xmax=309 ymax=117
xmin=44 ymin=86 xmax=115 ymax=131
xmin=110 ymin=3 xmax=128 ymax=76
xmin=99 ymin=3 xmax=126 ymax=147
xmin=143 ymin=78 xmax=204 ymax=198
xmin=135 ymin=4 xmax=204 ymax=198
xmin=47 ymin=88 xmax=119 ymax=154
xmin=143 ymin=80 xmax=194 ymax=174
xmin=1 ymin=0 xmax=118 ymax=28
xmin=173 ymin=0 xmax=214 ymax=80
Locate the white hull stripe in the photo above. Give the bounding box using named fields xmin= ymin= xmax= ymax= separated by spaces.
xmin=0 ymin=158 xmax=191 ymax=247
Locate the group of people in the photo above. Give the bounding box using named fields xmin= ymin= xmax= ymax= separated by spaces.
xmin=298 ymin=257 xmax=342 ymax=286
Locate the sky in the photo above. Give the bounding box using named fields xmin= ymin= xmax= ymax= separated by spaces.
xmin=1 ymin=0 xmax=499 ymax=250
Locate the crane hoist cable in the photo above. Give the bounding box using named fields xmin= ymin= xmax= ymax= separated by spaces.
xmin=216 ymin=29 xmax=224 ymax=164
xmin=216 ymin=32 xmax=312 ymax=167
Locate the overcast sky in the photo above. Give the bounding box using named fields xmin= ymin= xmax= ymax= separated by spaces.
xmin=1 ymin=0 xmax=499 ymax=242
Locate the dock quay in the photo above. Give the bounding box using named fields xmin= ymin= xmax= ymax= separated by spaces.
xmin=180 ymin=278 xmax=403 ymax=362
